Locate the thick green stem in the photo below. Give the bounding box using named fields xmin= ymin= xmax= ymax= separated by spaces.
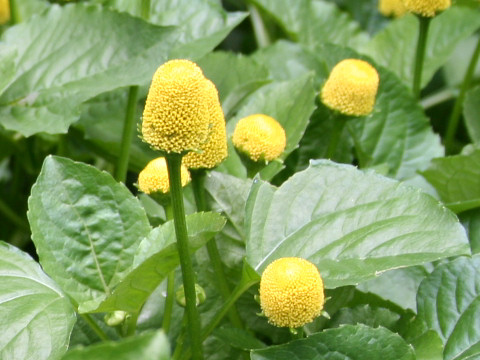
xmin=80 ymin=314 xmax=110 ymax=342
xmin=191 ymin=171 xmax=244 ymax=330
xmin=412 ymin=16 xmax=431 ymax=98
xmin=114 ymin=86 xmax=139 ymax=183
xmin=162 ymin=204 xmax=175 ymax=333
xmin=166 ymin=154 xmax=203 ymax=360
xmin=326 ymin=115 xmax=348 ymax=160
xmin=9 ymin=0 xmax=20 ymax=24
xmin=125 ymin=312 xmax=139 ymax=337
xmin=444 ymin=35 xmax=480 ymax=153
xmin=247 ymin=3 xmax=271 ymax=48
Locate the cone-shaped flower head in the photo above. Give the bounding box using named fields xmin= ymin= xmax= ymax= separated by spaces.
xmin=402 ymin=0 xmax=451 ymax=17
xmin=321 ymin=59 xmax=380 ymax=116
xmin=232 ymin=114 xmax=286 ymax=162
xmin=0 ymin=0 xmax=10 ymax=25
xmin=138 ymin=157 xmax=191 ymax=195
xmin=142 ymin=59 xmax=214 ymax=154
xmin=183 ymin=80 xmax=228 ymax=169
xmin=259 ymin=257 xmax=324 ymax=328
xmin=378 ymin=0 xmax=407 ymax=17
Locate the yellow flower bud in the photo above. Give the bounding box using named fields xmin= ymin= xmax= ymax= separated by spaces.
xmin=183 ymin=80 xmax=228 ymax=169
xmin=402 ymin=0 xmax=451 ymax=17
xmin=141 ymin=59 xmax=213 ymax=154
xmin=232 ymin=114 xmax=286 ymax=162
xmin=378 ymin=0 xmax=407 ymax=17
xmin=321 ymin=59 xmax=380 ymax=117
xmin=138 ymin=157 xmax=191 ymax=195
xmin=0 ymin=0 xmax=10 ymax=25
xmin=259 ymin=257 xmax=324 ymax=328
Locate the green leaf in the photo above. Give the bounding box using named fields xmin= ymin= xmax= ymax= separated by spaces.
xmin=415 ymin=256 xmax=480 ymax=360
xmin=363 ymin=7 xmax=480 ymax=88
xmin=411 ymin=330 xmax=444 ymax=360
xmin=252 ymin=0 xmax=368 ymax=50
xmin=251 ymin=324 xmax=415 ymax=360
xmin=213 ymin=326 xmax=267 ymax=351
xmin=328 ymin=304 xmax=401 ymax=331
xmin=80 ymin=212 xmax=226 ymax=313
xmin=27 ymin=155 xmax=151 ymax=308
xmin=0 ymin=3 xmax=177 ymax=136
xmin=465 ymin=85 xmax=480 ymax=143
xmin=229 ymin=75 xmax=317 ymax=180
xmin=245 ymin=160 xmax=470 ymax=288
xmin=62 ymin=330 xmax=169 ymax=360
xmin=0 ymin=241 xmax=76 ymax=360
xmin=420 ymin=147 xmax=480 ymax=213
xmin=460 ymin=208 xmax=480 ymax=254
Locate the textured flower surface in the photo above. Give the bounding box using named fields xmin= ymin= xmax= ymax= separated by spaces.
xmin=403 ymin=0 xmax=451 ymax=17
xmin=259 ymin=257 xmax=324 ymax=328
xmin=321 ymin=58 xmax=379 ymax=116
xmin=232 ymin=114 xmax=286 ymax=162
xmin=378 ymin=0 xmax=407 ymax=17
xmin=138 ymin=157 xmax=191 ymax=194
xmin=183 ymin=80 xmax=228 ymax=169
xmin=141 ymin=59 xmax=214 ymax=153
xmin=0 ymin=0 xmax=10 ymax=25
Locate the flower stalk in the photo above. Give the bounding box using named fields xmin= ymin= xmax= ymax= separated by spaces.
xmin=412 ymin=16 xmax=431 ymax=98
xmin=325 ymin=115 xmax=348 ymax=160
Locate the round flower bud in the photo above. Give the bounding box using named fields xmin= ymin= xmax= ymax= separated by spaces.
xmin=183 ymin=80 xmax=228 ymax=169
xmin=232 ymin=114 xmax=286 ymax=162
xmin=138 ymin=157 xmax=191 ymax=195
xmin=321 ymin=59 xmax=380 ymax=116
xmin=259 ymin=257 xmax=324 ymax=328
xmin=0 ymin=0 xmax=10 ymax=25
xmin=378 ymin=0 xmax=407 ymax=17
xmin=141 ymin=59 xmax=213 ymax=154
xmin=402 ymin=0 xmax=451 ymax=17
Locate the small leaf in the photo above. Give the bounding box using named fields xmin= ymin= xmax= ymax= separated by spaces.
xmin=246 ymin=160 xmax=470 ymax=288
xmin=415 ymin=256 xmax=480 ymax=360
xmin=251 ymin=324 xmax=415 ymax=360
xmin=420 ymin=147 xmax=480 ymax=213
xmin=62 ymin=330 xmax=169 ymax=360
xmin=0 ymin=242 xmax=76 ymax=360
xmin=28 ymin=155 xmax=151 ymax=308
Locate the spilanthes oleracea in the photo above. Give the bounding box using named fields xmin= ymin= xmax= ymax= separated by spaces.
xmin=402 ymin=0 xmax=451 ymax=17
xmin=0 ymin=0 xmax=10 ymax=25
xmin=232 ymin=114 xmax=286 ymax=162
xmin=138 ymin=157 xmax=191 ymax=195
xmin=321 ymin=59 xmax=380 ymax=117
xmin=259 ymin=257 xmax=324 ymax=328
xmin=378 ymin=0 xmax=407 ymax=17
xmin=183 ymin=79 xmax=228 ymax=169
xmin=141 ymin=59 xmax=214 ymax=154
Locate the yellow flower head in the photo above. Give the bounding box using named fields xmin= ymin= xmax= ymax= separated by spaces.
xmin=232 ymin=114 xmax=286 ymax=162
xmin=138 ymin=157 xmax=191 ymax=194
xmin=402 ymin=0 xmax=451 ymax=17
xmin=259 ymin=257 xmax=324 ymax=328
xmin=378 ymin=0 xmax=407 ymax=17
xmin=0 ymin=0 xmax=10 ymax=25
xmin=141 ymin=59 xmax=214 ymax=154
xmin=183 ymin=80 xmax=228 ymax=169
xmin=321 ymin=59 xmax=380 ymax=116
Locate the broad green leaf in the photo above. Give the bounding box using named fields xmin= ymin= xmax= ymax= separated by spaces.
xmin=251 ymin=324 xmax=415 ymax=360
xmin=28 ymin=155 xmax=151 ymax=308
xmin=62 ymin=330 xmax=169 ymax=360
xmin=0 ymin=242 xmax=75 ymax=360
xmin=228 ymin=75 xmax=316 ymax=180
xmin=14 ymin=0 xmax=49 ymax=23
xmin=80 ymin=212 xmax=226 ymax=313
xmin=213 ymin=326 xmax=267 ymax=351
xmin=245 ymin=160 xmax=470 ymax=288
xmin=363 ymin=7 xmax=480 ymax=89
xmin=461 ymin=208 xmax=480 ymax=254
xmin=252 ymin=0 xmax=368 ymax=50
xmin=410 ymin=330 xmax=444 ymax=360
xmin=420 ymin=147 xmax=480 ymax=213
xmin=465 ymin=85 xmax=480 ymax=143
xmin=0 ymin=3 xmax=177 ymax=136
xmin=415 ymin=256 xmax=480 ymax=360
xmin=328 ymin=304 xmax=401 ymax=331
xmin=443 ymin=36 xmax=480 ymax=88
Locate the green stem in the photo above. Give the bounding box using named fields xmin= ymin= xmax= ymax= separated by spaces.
xmin=247 ymin=3 xmax=271 ymax=48
xmin=162 ymin=204 xmax=175 ymax=333
xmin=444 ymin=34 xmax=480 ymax=153
xmin=191 ymin=171 xmax=244 ymax=330
xmin=172 ymin=314 xmax=188 ymax=360
xmin=291 ymin=326 xmax=305 ymax=340
xmin=0 ymin=198 xmax=29 ymax=231
xmin=80 ymin=314 xmax=110 ymax=342
xmin=125 ymin=312 xmax=139 ymax=337
xmin=9 ymin=0 xmax=20 ymax=24
xmin=325 ymin=115 xmax=348 ymax=160
xmin=141 ymin=0 xmax=150 ymax=20
xmin=166 ymin=154 xmax=203 ymax=360
xmin=114 ymin=86 xmax=139 ymax=183
xmin=412 ymin=16 xmax=431 ymax=98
